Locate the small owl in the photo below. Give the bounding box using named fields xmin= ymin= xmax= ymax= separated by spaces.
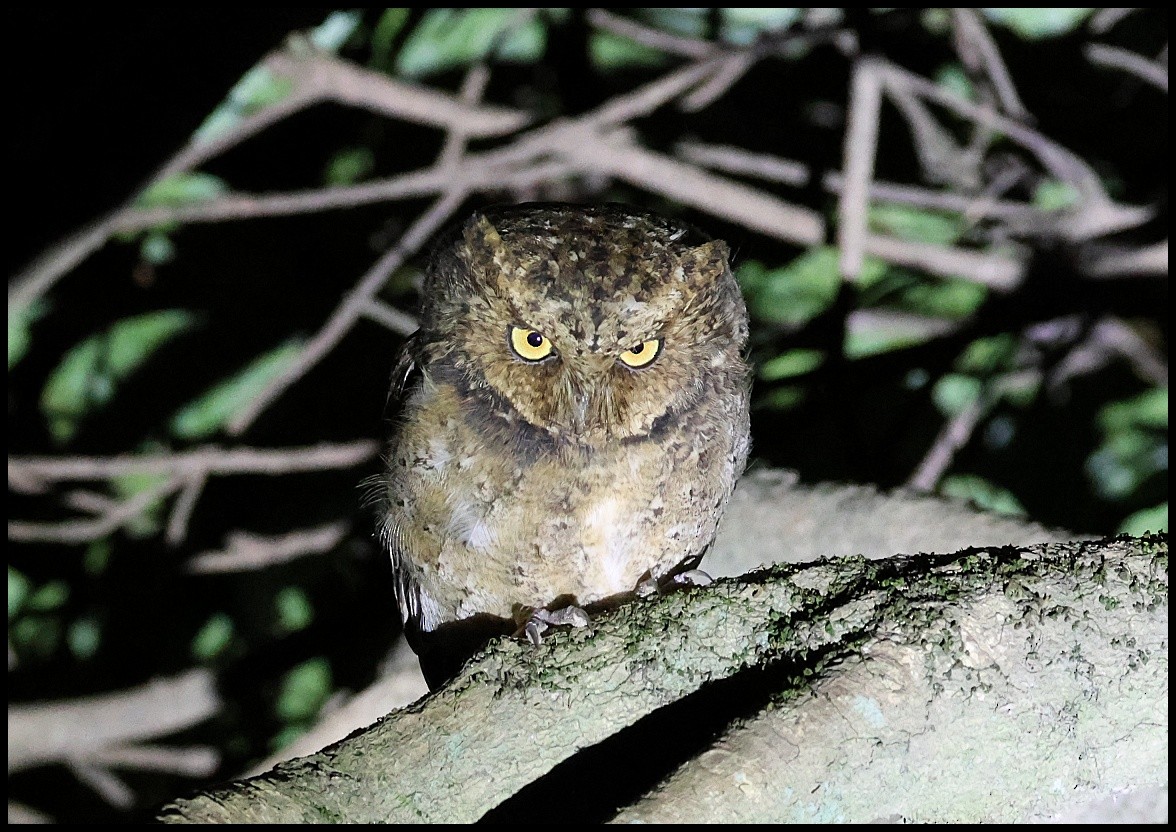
xmin=379 ymin=203 xmax=750 ymax=685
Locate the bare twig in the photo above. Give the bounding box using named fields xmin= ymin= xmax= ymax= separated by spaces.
xmin=9 ymin=441 xmax=377 ymax=486
xmin=572 ymin=130 xmax=825 ymax=245
xmin=1082 ymin=239 xmax=1168 ymax=278
xmin=676 ymin=140 xmax=811 ymax=187
xmin=881 ymin=62 xmax=1153 ymax=240
xmin=362 ymin=299 xmax=419 ymax=335
xmin=9 ymin=442 xmax=376 ymax=545
xmin=839 ymin=57 xmax=884 ymax=280
xmin=8 ymin=45 xmax=529 ymax=313
xmin=1085 ymin=43 xmax=1169 ymax=92
xmin=1089 ymin=8 xmax=1140 ymax=35
xmin=863 ymin=233 xmax=1024 ymax=290
xmin=226 ymin=192 xmax=467 ymax=435
xmin=680 ymin=52 xmax=758 ymax=112
xmin=187 ymin=522 xmax=350 ymax=574
xmin=9 ymin=670 xmax=220 ymax=773
xmin=907 ymin=388 xmax=990 ymax=493
xmin=951 ymin=9 xmax=1030 ymax=119
xmin=10 ymin=476 xmax=182 ymax=544
xmin=166 ymin=472 xmax=208 ymax=546
xmin=586 ymin=8 xmax=715 ymax=59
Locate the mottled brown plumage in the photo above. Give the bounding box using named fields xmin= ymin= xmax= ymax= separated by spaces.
xmin=379 ymin=203 xmax=750 ymax=682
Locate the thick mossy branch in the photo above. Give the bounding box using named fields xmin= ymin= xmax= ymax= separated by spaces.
xmin=160 ymin=534 xmax=1166 ymax=823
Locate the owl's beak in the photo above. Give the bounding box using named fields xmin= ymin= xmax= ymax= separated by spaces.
xmin=570 ymin=388 xmax=590 ymax=433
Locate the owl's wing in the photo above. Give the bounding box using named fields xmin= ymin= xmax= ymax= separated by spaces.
xmin=382 ymin=332 xmax=430 ymax=636
xmin=384 ymin=331 xmax=422 ymax=419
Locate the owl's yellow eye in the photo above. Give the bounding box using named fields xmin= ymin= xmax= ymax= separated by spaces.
xmin=618 ymin=339 xmax=662 ymax=369
xmin=509 ymin=326 xmax=555 ymax=362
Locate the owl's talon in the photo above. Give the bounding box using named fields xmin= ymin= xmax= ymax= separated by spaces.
xmin=636 ymin=575 xmax=660 ymax=598
xmin=534 ymin=605 xmax=591 ymax=628
xmin=672 ymin=569 xmax=713 ymax=588
xmin=524 ymin=619 xmax=546 ymax=646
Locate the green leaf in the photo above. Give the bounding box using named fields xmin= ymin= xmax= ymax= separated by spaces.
xmin=1099 ymin=388 xmax=1168 ymax=434
xmin=26 ymin=580 xmax=69 ymax=612
xmin=9 ymin=567 xmax=30 ymax=620
xmin=192 ymin=612 xmax=235 ymax=661
xmin=1086 ymin=427 xmax=1166 ymax=501
xmin=84 ymin=539 xmax=112 ymax=576
xmin=67 ymin=616 xmax=102 ymax=660
xmin=1033 ymin=180 xmax=1080 ymax=212
xmin=40 ymin=310 xmax=195 ymax=443
xmin=758 ymin=349 xmax=825 ymax=381
xmin=982 ymin=8 xmax=1093 ymax=40
xmin=396 ymin=9 xmax=546 ymax=78
xmin=136 ymin=173 xmax=228 ymax=210
xmin=720 ymin=8 xmax=802 ymax=45
xmin=738 ymin=248 xmax=849 ymax=328
xmin=939 ymin=474 xmax=1026 ymax=517
xmin=901 ymin=279 xmax=987 ymax=319
xmin=194 ymin=66 xmax=296 ymax=144
xmin=110 ymin=465 xmax=172 ymax=538
xmin=325 ymin=147 xmax=375 ymax=186
xmin=636 ymin=8 xmax=710 ymax=38
xmin=759 ymin=385 xmax=807 ymax=411
xmin=12 ymin=616 xmax=61 ymax=659
xmin=869 ymin=204 xmax=964 ymax=246
xmin=844 ymin=311 xmax=955 ymax=359
xmin=140 ymin=232 xmax=176 ymax=265
xmin=371 ymin=8 xmax=411 ymax=68
xmin=935 ymin=64 xmax=976 ymax=102
xmin=9 ymin=300 xmax=47 ymax=372
xmin=955 ymin=334 xmax=1018 ymax=376
xmin=932 ymin=373 xmax=982 ymax=418
xmin=309 ymin=10 xmax=363 ymax=53
xmin=275 ymin=586 xmax=314 ymax=634
xmin=275 ymin=657 xmax=332 ymax=722
xmin=1119 ymin=503 xmax=1168 ymax=536
xmin=589 ymin=31 xmax=670 ymax=71
xmin=170 ymin=340 xmax=303 ymax=440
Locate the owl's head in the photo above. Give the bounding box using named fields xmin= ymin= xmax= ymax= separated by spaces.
xmin=420 ymin=203 xmax=748 ymax=444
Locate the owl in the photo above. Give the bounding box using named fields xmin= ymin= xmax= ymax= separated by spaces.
xmin=379 ymin=203 xmax=750 ymax=686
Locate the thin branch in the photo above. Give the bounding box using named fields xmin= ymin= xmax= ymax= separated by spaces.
xmin=881 ymin=62 xmax=1153 ymax=240
xmin=9 ymin=441 xmax=377 ymax=486
xmin=572 ymin=131 xmax=824 ymax=246
xmin=863 ymin=233 xmax=1025 ymax=290
xmin=1089 ymin=8 xmax=1140 ymax=35
xmin=8 ymin=45 xmax=529 ymax=312
xmin=187 ymin=522 xmax=350 ymax=574
xmin=1085 ymin=43 xmax=1169 ymax=92
xmin=9 ymin=669 xmax=220 ymax=773
xmin=680 ymin=52 xmax=757 ymax=112
xmin=362 ymin=299 xmax=419 ymax=335
xmin=950 ymin=8 xmax=1030 ymax=119
xmin=586 ymin=8 xmax=715 ymax=59
xmin=1082 ymin=239 xmax=1168 ymax=277
xmin=675 ymin=140 xmax=811 ymax=187
xmin=86 ymin=744 xmax=220 ymax=777
xmin=166 ymin=472 xmax=208 ymax=546
xmin=907 ymin=387 xmax=990 ymax=493
xmin=226 ymin=192 xmax=467 ymax=435
xmin=263 ymin=49 xmax=530 ymax=137
xmin=66 ymin=761 xmax=136 ymax=810
xmin=9 ymin=476 xmax=182 ymax=544
xmin=839 ymin=57 xmax=884 ymax=280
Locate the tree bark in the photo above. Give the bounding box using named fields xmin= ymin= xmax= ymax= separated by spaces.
xmin=159 ymin=532 xmax=1167 ymax=823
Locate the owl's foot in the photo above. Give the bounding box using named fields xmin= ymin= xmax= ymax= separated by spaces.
xmin=636 ymin=568 xmax=714 ymax=598
xmin=520 ymin=605 xmax=591 ymax=646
